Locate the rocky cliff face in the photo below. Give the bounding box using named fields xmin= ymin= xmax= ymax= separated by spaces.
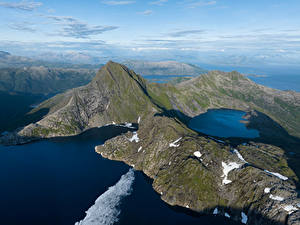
xmin=1 ymin=61 xmax=299 ymax=224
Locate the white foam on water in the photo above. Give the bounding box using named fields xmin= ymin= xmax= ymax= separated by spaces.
xmin=75 ymin=169 xmax=135 ymax=225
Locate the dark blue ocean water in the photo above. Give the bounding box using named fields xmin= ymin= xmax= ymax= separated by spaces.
xmin=0 ymin=127 xmax=239 ymax=225
xmin=189 ymin=109 xmax=260 ymax=138
xmin=247 ymin=74 xmax=300 ymax=92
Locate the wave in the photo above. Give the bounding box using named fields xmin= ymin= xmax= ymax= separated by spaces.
xmin=75 ymin=169 xmax=135 ymax=225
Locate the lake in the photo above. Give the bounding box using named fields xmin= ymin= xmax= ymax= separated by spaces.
xmin=189 ymin=109 xmax=260 ymax=138
xmin=0 ymin=126 xmax=239 ymax=225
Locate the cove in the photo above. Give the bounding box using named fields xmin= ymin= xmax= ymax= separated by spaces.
xmin=0 ymin=126 xmax=240 ymax=225
xmin=189 ymin=109 xmax=260 ymax=138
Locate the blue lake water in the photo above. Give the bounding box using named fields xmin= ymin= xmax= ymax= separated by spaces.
xmin=189 ymin=109 xmax=260 ymax=138
xmin=0 ymin=127 xmax=239 ymax=225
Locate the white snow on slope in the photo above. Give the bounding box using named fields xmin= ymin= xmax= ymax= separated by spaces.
xmin=75 ymin=169 xmax=135 ymax=225
xmin=283 ymin=205 xmax=298 ymax=214
xmin=264 ymin=188 xmax=271 ymax=194
xmin=269 ymin=194 xmax=284 ymax=201
xmin=137 ymin=116 xmax=141 ymax=124
xmin=264 ymin=170 xmax=288 ymax=180
xmin=241 ymin=212 xmax=248 ymax=224
xmin=225 ymin=213 xmax=230 ymax=218
xmin=169 ymin=137 xmax=182 ymax=147
xmin=194 ymin=151 xmax=202 ymax=158
xmin=129 ymin=132 xmax=139 ymax=143
xmin=221 ymin=162 xmax=241 ymax=185
xmin=137 ymin=146 xmax=142 ymax=152
xmin=233 ymin=149 xmax=247 ymax=163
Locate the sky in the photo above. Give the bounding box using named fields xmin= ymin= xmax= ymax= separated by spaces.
xmin=0 ymin=0 xmax=300 ymax=68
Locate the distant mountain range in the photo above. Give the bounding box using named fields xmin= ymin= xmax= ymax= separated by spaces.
xmin=0 ymin=51 xmax=101 ymax=69
xmin=0 ymin=66 xmax=97 ymax=95
xmin=123 ymin=60 xmax=207 ymax=76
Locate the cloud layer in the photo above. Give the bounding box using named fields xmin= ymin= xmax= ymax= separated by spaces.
xmin=0 ymin=1 xmax=42 ymax=11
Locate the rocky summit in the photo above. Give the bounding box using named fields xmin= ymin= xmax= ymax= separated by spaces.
xmin=1 ymin=61 xmax=300 ymax=225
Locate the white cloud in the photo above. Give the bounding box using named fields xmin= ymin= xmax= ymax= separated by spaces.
xmin=150 ymin=0 xmax=168 ymax=6
xmin=187 ymin=1 xmax=216 ymax=8
xmin=102 ymin=0 xmax=135 ymax=5
xmin=0 ymin=1 xmax=42 ymax=11
xmin=46 ymin=15 xmax=118 ymax=39
xmin=137 ymin=10 xmax=153 ymax=15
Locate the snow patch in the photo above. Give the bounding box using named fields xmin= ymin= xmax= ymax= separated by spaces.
xmin=283 ymin=205 xmax=298 ymax=215
xmin=169 ymin=137 xmax=182 ymax=148
xmin=137 ymin=146 xmax=142 ymax=152
xmin=186 ymin=205 xmax=189 ymax=208
xmin=264 ymin=188 xmax=271 ymax=194
xmin=213 ymin=208 xmax=218 ymax=215
xmin=129 ymin=132 xmax=139 ymax=143
xmin=137 ymin=116 xmax=141 ymax=124
xmin=193 ymin=151 xmax=202 ymax=158
xmin=225 ymin=213 xmax=230 ymax=218
xmin=169 ymin=161 xmax=171 ymax=166
xmin=264 ymin=170 xmax=288 ymax=180
xmin=221 ymin=162 xmax=241 ymax=185
xmin=241 ymin=212 xmax=248 ymax=224
xmin=75 ymin=169 xmax=135 ymax=225
xmin=233 ymin=149 xmax=247 ymax=163
xmin=105 ymin=102 xmax=110 ymax=110
xmin=269 ymin=194 xmax=284 ymax=201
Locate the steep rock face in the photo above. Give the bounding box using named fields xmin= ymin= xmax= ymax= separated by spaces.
xmin=0 ymin=62 xmax=156 ymax=144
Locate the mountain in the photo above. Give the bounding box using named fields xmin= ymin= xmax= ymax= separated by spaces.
xmin=0 ymin=51 xmax=101 ymax=69
xmin=123 ymin=60 xmax=207 ymax=76
xmin=1 ymin=61 xmax=300 ymax=225
xmin=35 ymin=52 xmax=103 ymax=65
xmin=0 ymin=66 xmax=97 ymax=95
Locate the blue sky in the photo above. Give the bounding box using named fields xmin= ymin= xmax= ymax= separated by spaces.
xmin=0 ymin=0 xmax=300 ymax=67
